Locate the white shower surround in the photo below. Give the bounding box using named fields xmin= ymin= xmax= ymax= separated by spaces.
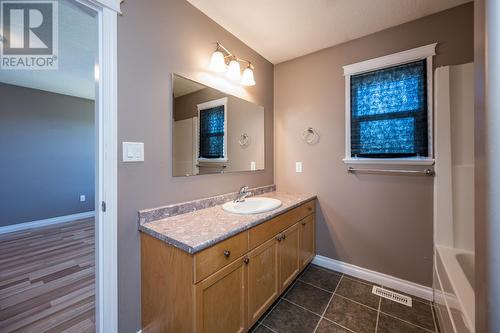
xmin=433 ymin=63 xmax=475 ymax=333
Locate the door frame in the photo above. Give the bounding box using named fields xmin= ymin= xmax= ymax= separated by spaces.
xmin=73 ymin=0 xmax=121 ymax=332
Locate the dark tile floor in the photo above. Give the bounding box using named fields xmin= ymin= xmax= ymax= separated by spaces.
xmin=250 ymin=264 xmax=439 ymax=333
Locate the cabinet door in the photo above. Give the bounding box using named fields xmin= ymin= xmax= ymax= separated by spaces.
xmin=195 ymin=257 xmax=247 ymax=333
xmin=299 ymin=215 xmax=315 ymax=269
xmin=279 ymin=223 xmax=300 ymax=291
xmin=247 ymin=238 xmax=280 ymax=326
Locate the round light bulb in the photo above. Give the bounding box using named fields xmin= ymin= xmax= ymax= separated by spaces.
xmin=209 ymin=51 xmax=226 ymax=73
xmin=241 ymin=67 xmax=256 ymax=86
xmin=226 ymin=59 xmax=242 ymax=81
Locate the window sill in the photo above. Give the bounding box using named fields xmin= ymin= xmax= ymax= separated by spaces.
xmin=342 ymin=157 xmax=435 ymax=166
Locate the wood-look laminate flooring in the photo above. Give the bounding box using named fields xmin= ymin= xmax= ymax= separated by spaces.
xmin=0 ymin=218 xmax=95 ymax=333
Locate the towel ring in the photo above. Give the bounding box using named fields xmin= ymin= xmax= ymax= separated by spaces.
xmin=239 ymin=133 xmax=250 ymax=148
xmin=302 ymin=127 xmax=319 ymax=145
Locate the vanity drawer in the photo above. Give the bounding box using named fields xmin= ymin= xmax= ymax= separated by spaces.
xmin=194 ymin=231 xmax=248 ymax=283
xmin=249 ymin=200 xmax=315 ymax=249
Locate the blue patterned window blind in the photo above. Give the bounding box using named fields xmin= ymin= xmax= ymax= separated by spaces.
xmin=350 ymin=60 xmax=428 ymax=158
xmin=199 ymin=105 xmax=225 ymax=159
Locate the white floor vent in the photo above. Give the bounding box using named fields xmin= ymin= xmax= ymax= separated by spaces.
xmin=372 ymin=286 xmax=412 ymax=307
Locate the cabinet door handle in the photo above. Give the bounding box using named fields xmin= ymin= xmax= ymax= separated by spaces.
xmin=301 ymin=221 xmax=307 ymax=226
xmin=276 ymin=234 xmax=282 ymax=242
xmin=223 ymin=250 xmax=231 ymax=257
xmin=282 ymin=234 xmax=286 ymax=240
xmin=307 ymin=206 xmax=313 ymax=212
xmin=243 ymin=257 xmax=249 ymax=264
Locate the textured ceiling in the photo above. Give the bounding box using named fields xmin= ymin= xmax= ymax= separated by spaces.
xmin=0 ymin=0 xmax=97 ymax=99
xmin=187 ymin=0 xmax=470 ymax=64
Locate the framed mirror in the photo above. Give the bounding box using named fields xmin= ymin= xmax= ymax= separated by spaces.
xmin=172 ymin=74 xmax=265 ymax=177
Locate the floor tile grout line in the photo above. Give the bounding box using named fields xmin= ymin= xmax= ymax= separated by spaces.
xmin=320 ymin=316 xmax=358 ymax=333
xmin=378 ymin=310 xmax=437 ymax=333
xmin=313 ymin=275 xmax=343 ymax=333
xmin=297 ymin=278 xmax=336 ymax=294
xmin=258 ymin=272 xmax=304 ymax=326
xmin=259 ymin=323 xmax=278 ymax=333
xmin=375 ymin=297 xmax=382 ymax=332
xmin=257 ymin=298 xmax=282 ymax=325
xmin=282 ymin=275 xmax=301 ymax=298
xmin=313 ymin=264 xmax=432 ymax=306
xmin=431 ymin=303 xmax=438 ymax=332
xmin=281 ymin=298 xmax=324 ymax=317
xmin=334 ymin=293 xmax=379 ymax=312
xmin=258 ymin=264 xmax=436 ymax=333
xmin=259 ymin=264 xmax=329 ymax=332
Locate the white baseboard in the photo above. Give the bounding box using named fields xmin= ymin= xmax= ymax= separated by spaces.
xmin=0 ymin=211 xmax=95 ymax=235
xmin=312 ymin=255 xmax=434 ymax=301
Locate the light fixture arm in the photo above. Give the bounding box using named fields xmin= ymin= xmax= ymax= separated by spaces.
xmin=215 ymin=42 xmax=254 ymax=69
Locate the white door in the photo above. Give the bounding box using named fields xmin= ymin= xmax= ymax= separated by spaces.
xmin=173 ymin=117 xmax=198 ymax=176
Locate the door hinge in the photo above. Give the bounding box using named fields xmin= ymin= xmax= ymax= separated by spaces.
xmin=101 ymin=201 xmax=107 ymax=212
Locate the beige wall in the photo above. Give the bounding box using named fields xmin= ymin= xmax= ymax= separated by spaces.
xmin=225 ymin=97 xmax=265 ymax=172
xmin=117 ymin=0 xmax=273 ymax=331
xmin=274 ymin=3 xmax=473 ymax=287
xmin=174 ymin=87 xmax=225 ymax=121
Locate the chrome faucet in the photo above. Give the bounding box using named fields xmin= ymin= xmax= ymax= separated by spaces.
xmin=234 ymin=186 xmax=252 ymax=203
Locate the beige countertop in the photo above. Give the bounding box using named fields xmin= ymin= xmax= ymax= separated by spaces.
xmin=139 ymin=191 xmax=316 ymax=254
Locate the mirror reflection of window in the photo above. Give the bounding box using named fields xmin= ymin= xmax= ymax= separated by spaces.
xmin=172 ymin=74 xmax=264 ymax=177
xmin=197 ymin=98 xmax=228 ymax=161
xmin=199 ymin=106 xmax=224 ymax=158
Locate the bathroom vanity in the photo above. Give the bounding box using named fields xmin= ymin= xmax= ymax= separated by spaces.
xmin=139 ymin=189 xmax=315 ymax=333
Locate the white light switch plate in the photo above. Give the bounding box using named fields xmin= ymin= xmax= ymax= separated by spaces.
xmin=295 ymin=162 xmax=303 ymax=173
xmin=80 ymin=195 xmax=86 ymax=202
xmin=122 ymin=142 xmax=144 ymax=162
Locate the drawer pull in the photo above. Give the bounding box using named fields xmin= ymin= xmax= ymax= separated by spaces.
xmin=223 ymin=250 xmax=231 ymax=258
xmin=243 ymin=257 xmax=250 ymax=264
xmin=276 ymin=234 xmax=282 ymax=242
xmin=307 ymin=206 xmax=313 ymax=212
xmin=282 ymin=234 xmax=287 ymax=240
xmin=301 ymin=221 xmax=307 ymax=226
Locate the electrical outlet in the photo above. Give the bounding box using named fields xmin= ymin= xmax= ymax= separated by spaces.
xmin=80 ymin=195 xmax=86 ymax=202
xmin=295 ymin=162 xmax=303 ymax=173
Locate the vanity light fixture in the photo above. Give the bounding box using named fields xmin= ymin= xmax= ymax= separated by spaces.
xmin=209 ymin=42 xmax=256 ymax=86
xmin=226 ymin=58 xmax=242 ymax=81
xmin=241 ymin=64 xmax=256 ymax=86
xmin=209 ymin=49 xmax=226 ymax=73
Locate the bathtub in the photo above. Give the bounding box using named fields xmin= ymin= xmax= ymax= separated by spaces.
xmin=434 ymin=246 xmax=475 ymax=333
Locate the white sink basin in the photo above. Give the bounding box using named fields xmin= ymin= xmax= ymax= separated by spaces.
xmin=222 ymin=197 xmax=282 ymax=215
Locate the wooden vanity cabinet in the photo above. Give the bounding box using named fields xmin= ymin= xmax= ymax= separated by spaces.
xmin=195 ymin=258 xmax=247 ymax=333
xmin=278 ymin=223 xmax=301 ymax=290
xmin=246 ymin=237 xmax=280 ymax=326
xmin=299 ymin=214 xmax=315 ymax=269
xmin=141 ymin=199 xmax=315 ymax=333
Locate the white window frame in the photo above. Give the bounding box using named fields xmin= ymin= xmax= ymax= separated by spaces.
xmin=197 ymin=97 xmax=228 ymax=163
xmin=342 ymin=43 xmax=437 ymax=165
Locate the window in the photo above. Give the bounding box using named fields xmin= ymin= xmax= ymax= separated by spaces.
xmin=197 ymin=97 xmax=227 ymax=162
xmin=343 ymin=44 xmax=436 ymax=165
xmin=351 ymin=60 xmax=428 ymax=158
